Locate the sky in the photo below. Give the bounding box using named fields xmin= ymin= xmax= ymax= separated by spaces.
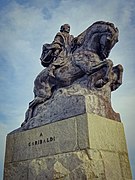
xmin=0 ymin=0 xmax=135 ymax=179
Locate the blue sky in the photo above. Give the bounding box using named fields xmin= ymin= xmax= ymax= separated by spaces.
xmin=0 ymin=0 xmax=135 ymax=178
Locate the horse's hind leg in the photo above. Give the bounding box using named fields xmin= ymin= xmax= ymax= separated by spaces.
xmin=22 ymin=79 xmax=52 ymax=127
xmin=103 ymin=59 xmax=113 ymax=82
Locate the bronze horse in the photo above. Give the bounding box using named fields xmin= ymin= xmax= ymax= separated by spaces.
xmin=22 ymin=21 xmax=123 ymax=125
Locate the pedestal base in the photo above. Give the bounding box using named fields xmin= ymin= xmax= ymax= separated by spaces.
xmin=4 ymin=113 xmax=132 ymax=179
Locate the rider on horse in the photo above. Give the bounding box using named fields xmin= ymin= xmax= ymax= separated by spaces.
xmin=40 ymin=24 xmax=74 ymax=77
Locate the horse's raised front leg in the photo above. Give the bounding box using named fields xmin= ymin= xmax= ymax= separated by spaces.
xmin=111 ymin=64 xmax=123 ymax=91
xmin=103 ymin=59 xmax=113 ymax=82
xmin=114 ymin=64 xmax=123 ymax=85
xmin=74 ymin=55 xmax=113 ymax=88
xmin=90 ymin=59 xmax=113 ymax=88
xmin=88 ymin=59 xmax=113 ymax=84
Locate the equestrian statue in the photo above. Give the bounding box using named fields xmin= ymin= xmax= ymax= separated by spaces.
xmin=21 ymin=21 xmax=123 ymax=129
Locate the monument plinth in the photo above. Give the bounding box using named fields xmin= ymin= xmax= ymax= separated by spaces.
xmin=4 ymin=21 xmax=132 ymax=179
xmin=4 ymin=114 xmax=132 ymax=179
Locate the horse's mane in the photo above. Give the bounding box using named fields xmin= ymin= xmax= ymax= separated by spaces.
xmin=74 ymin=21 xmax=118 ymax=49
xmin=78 ymin=21 xmax=118 ymax=38
xmin=85 ymin=21 xmax=118 ymax=36
xmin=92 ymin=21 xmax=117 ymax=31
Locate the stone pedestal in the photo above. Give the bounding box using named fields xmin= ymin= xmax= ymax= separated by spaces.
xmin=4 ymin=113 xmax=132 ymax=179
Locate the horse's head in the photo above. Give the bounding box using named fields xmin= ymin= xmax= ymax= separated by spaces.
xmin=72 ymin=21 xmax=119 ymax=60
xmin=99 ymin=22 xmax=119 ymax=59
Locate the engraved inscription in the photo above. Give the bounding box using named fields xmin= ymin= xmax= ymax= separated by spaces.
xmin=28 ymin=133 xmax=55 ymax=146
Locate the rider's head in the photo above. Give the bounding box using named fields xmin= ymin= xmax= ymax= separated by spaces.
xmin=60 ymin=24 xmax=70 ymax=33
